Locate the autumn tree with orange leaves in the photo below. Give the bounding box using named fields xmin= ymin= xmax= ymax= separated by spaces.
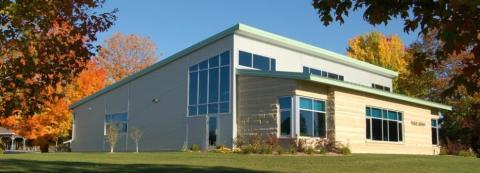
xmin=97 ymin=33 xmax=158 ymax=84
xmin=0 ymin=61 xmax=106 ymax=152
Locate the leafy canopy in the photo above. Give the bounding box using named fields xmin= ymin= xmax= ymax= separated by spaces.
xmin=0 ymin=0 xmax=117 ymax=116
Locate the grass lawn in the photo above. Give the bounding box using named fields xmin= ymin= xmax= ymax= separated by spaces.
xmin=0 ymin=152 xmax=478 ymax=173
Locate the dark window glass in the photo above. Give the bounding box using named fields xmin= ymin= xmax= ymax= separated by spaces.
xmin=314 ymin=112 xmax=326 ymax=137
xmin=372 ymin=119 xmax=383 ymax=140
xmin=253 ymin=54 xmax=270 ymax=71
xmin=279 ymin=97 xmax=292 ymax=109
xmin=383 ymin=120 xmax=389 ymax=140
xmin=300 ymin=110 xmax=313 ymax=137
xmin=398 ymin=113 xmax=403 ymax=121
xmin=389 ymin=121 xmax=398 ymax=142
xmin=432 ymin=127 xmax=438 ymax=145
xmin=270 ymin=59 xmax=276 ymax=71
xmin=383 ymin=110 xmax=388 ymax=119
xmin=188 ymin=106 xmax=197 ymax=116
xmin=208 ymin=103 xmax=218 ymax=114
xmin=328 ymin=73 xmax=338 ymax=80
xmin=366 ymin=107 xmax=371 ymax=116
xmin=398 ymin=123 xmax=403 ymax=141
xmin=208 ymin=68 xmax=219 ymax=103
xmin=384 ymin=87 xmax=391 ymax=92
xmin=303 ymin=67 xmax=310 ymax=74
xmin=280 ymin=111 xmax=291 ymax=136
xmin=219 ymin=66 xmax=230 ymax=101
xmin=388 ymin=111 xmax=397 ymax=120
xmin=366 ymin=119 xmax=371 ymax=139
xmin=239 ymin=51 xmax=252 ymax=67
xmin=321 ymin=71 xmax=327 ymax=77
xmin=199 ymin=60 xmax=208 ymax=70
xmin=209 ymin=116 xmax=217 ymax=146
xmin=220 ymin=51 xmax=230 ymax=66
xmin=219 ymin=102 xmax=229 ymax=113
xmin=209 ymin=56 xmax=219 ymax=67
xmin=198 ymin=70 xmax=208 ymax=104
xmin=188 ymin=72 xmax=198 ymax=105
xmin=189 ymin=64 xmax=198 ymax=71
xmin=198 ymin=105 xmax=207 ymax=115
xmin=313 ymin=100 xmax=325 ymax=112
xmin=311 ymin=69 xmax=322 ymax=76
xmin=339 ymin=75 xmax=344 ymax=81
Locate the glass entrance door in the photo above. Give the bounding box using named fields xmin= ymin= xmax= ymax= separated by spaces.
xmin=208 ymin=116 xmax=217 ymax=147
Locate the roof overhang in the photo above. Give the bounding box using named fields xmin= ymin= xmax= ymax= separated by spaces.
xmin=237 ymin=69 xmax=452 ymax=111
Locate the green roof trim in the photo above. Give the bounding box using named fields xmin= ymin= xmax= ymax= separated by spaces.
xmin=70 ymin=23 xmax=399 ymax=109
xmin=236 ymin=69 xmax=451 ymax=111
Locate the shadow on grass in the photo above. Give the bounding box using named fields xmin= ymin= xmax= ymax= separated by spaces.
xmin=0 ymin=159 xmax=271 ymax=173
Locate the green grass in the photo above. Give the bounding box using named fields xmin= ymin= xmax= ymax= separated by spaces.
xmin=0 ymin=152 xmax=478 ymax=173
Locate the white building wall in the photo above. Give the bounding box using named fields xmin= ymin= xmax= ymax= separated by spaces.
xmin=233 ymin=34 xmax=393 ymax=88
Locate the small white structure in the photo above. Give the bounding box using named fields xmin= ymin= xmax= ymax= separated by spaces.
xmin=0 ymin=126 xmax=26 ymax=151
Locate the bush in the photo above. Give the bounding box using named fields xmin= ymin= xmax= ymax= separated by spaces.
xmin=234 ymin=135 xmax=245 ymax=148
xmin=248 ymin=135 xmax=262 ymax=149
xmin=457 ymin=149 xmax=475 ymax=157
xmin=215 ymin=145 xmax=232 ymax=153
xmin=259 ymin=145 xmax=273 ymax=154
xmin=305 ymin=147 xmax=315 ymax=155
xmin=288 ymin=146 xmax=297 ymax=155
xmin=241 ymin=144 xmax=256 ymax=154
xmin=317 ymin=146 xmax=327 ymax=154
xmin=338 ymin=146 xmax=351 ymax=155
xmin=191 ymin=144 xmax=200 ymax=152
xmin=439 ymin=147 xmax=448 ymax=155
xmin=275 ymin=146 xmax=285 ymax=155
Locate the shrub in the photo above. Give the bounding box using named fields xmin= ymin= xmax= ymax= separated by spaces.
xmin=275 ymin=146 xmax=285 ymax=155
xmin=288 ymin=146 xmax=297 ymax=155
xmin=242 ymin=144 xmax=256 ymax=154
xmin=305 ymin=147 xmax=315 ymax=155
xmin=191 ymin=144 xmax=200 ymax=152
xmin=266 ymin=135 xmax=279 ymax=147
xmin=234 ymin=135 xmax=245 ymax=148
xmin=317 ymin=146 xmax=328 ymax=154
xmin=457 ymin=149 xmax=476 ymax=157
xmin=0 ymin=147 xmax=3 ymax=155
xmin=248 ymin=134 xmax=262 ymax=148
xmin=215 ymin=145 xmax=232 ymax=153
xmin=439 ymin=147 xmax=448 ymax=155
xmin=259 ymin=145 xmax=273 ymax=154
xmin=297 ymin=139 xmax=306 ymax=152
xmin=338 ymin=146 xmax=351 ymax=155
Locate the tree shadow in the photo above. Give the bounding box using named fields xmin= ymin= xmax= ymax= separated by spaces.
xmin=0 ymin=159 xmax=272 ymax=173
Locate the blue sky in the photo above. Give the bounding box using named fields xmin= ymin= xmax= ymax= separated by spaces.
xmin=97 ymin=0 xmax=420 ymax=60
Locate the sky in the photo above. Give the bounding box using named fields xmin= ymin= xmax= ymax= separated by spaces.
xmin=96 ymin=0 xmax=421 ymax=60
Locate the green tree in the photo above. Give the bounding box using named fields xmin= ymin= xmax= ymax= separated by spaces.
xmin=0 ymin=0 xmax=117 ymax=116
xmin=312 ymin=0 xmax=480 ymax=97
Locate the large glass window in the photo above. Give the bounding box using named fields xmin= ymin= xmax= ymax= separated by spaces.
xmin=188 ymin=51 xmax=230 ymax=116
xmin=432 ymin=119 xmax=439 ymax=145
xmin=279 ymin=97 xmax=292 ymax=136
xmin=238 ymin=51 xmax=276 ymax=71
xmin=366 ymin=107 xmax=403 ymax=142
xmin=303 ymin=66 xmax=344 ymax=81
xmin=105 ymin=112 xmax=128 ymax=134
xmin=299 ymin=97 xmax=326 ymax=137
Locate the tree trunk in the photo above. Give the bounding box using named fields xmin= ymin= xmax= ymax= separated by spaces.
xmin=135 ymin=141 xmax=139 ymax=153
xmin=40 ymin=143 xmax=49 ymax=153
xmin=110 ymin=145 xmax=114 ymax=153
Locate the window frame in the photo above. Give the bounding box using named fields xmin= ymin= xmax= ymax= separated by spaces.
xmin=303 ymin=66 xmax=344 ymax=81
xmin=104 ymin=112 xmax=128 ymax=135
xmin=297 ymin=96 xmax=327 ymax=138
xmin=365 ymin=106 xmax=404 ymax=143
xmin=238 ymin=50 xmax=276 ymax=71
xmin=187 ymin=50 xmax=231 ymax=117
xmin=278 ymin=96 xmax=294 ymax=138
xmin=431 ymin=119 xmax=439 ymax=145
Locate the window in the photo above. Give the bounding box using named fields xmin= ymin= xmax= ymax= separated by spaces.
xmin=209 ymin=116 xmax=217 ymax=146
xmin=365 ymin=107 xmax=403 ymax=142
xmin=299 ymin=97 xmax=326 ymax=137
xmin=371 ymin=83 xmax=391 ymax=92
xmin=188 ymin=51 xmax=230 ymax=116
xmin=279 ymin=97 xmax=292 ymax=136
xmin=432 ymin=119 xmax=439 ymax=145
xmin=238 ymin=51 xmax=276 ymax=71
xmin=105 ymin=112 xmax=128 ymax=134
xmin=303 ymin=66 xmax=344 ymax=81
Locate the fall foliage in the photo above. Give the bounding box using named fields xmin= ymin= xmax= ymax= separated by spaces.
xmin=0 ymin=61 xmax=106 ymax=152
xmin=0 ymin=0 xmax=116 ymax=116
xmin=97 ymin=33 xmax=158 ymax=84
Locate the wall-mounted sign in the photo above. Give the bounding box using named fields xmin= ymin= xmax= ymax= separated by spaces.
xmin=411 ymin=121 xmax=426 ymax=126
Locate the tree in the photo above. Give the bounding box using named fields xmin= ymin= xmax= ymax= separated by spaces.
xmin=129 ymin=127 xmax=144 ymax=153
xmin=0 ymin=60 xmax=106 ymax=152
xmin=0 ymin=0 xmax=117 ymax=117
xmin=346 ymin=32 xmax=412 ymax=93
xmin=97 ymin=33 xmax=158 ymax=84
xmin=312 ymin=0 xmax=480 ymax=97
xmin=106 ymin=125 xmax=119 ymax=153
